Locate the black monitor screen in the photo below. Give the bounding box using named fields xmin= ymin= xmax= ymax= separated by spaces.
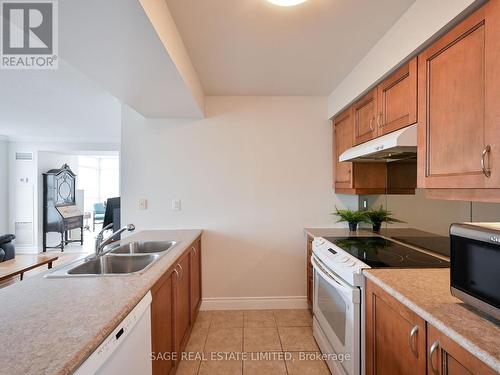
xmin=103 ymin=197 xmax=120 ymax=231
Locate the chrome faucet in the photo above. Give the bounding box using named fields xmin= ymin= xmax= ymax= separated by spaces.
xmin=95 ymin=223 xmax=136 ymax=257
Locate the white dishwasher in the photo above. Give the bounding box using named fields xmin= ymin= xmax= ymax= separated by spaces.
xmin=75 ymin=292 xmax=152 ymax=375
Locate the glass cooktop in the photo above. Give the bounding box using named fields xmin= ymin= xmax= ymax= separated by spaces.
xmin=324 ymin=236 xmax=449 ymax=268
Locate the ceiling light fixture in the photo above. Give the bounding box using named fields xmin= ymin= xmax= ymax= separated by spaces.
xmin=267 ymin=0 xmax=308 ymax=7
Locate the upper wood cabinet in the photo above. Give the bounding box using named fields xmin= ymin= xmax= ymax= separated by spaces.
xmin=377 ymin=58 xmax=417 ymax=136
xmin=334 ymin=108 xmax=354 ymax=190
xmin=352 ymin=57 xmax=418 ymax=146
xmin=353 ymin=88 xmax=378 ymax=145
xmin=366 ymin=280 xmax=427 ymax=375
xmin=333 ymin=109 xmax=389 ymax=195
xmin=418 ymin=2 xmax=500 ymax=192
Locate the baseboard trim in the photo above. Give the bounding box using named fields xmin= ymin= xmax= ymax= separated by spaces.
xmin=200 ymin=296 xmax=308 ymax=311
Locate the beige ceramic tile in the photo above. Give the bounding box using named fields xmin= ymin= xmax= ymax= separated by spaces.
xmin=278 ymin=327 xmax=319 ymax=352
xmin=273 ymin=309 xmax=312 ymax=327
xmin=194 ymin=311 xmax=213 ymax=329
xmin=199 ymin=359 xmax=242 ymax=375
xmin=205 ymin=327 xmax=243 ymax=353
xmin=211 ymin=310 xmax=244 ymax=328
xmin=243 ymin=310 xmax=276 ymax=328
xmin=176 ymin=359 xmax=201 ymax=375
xmin=285 ymin=352 xmax=330 ymax=375
xmin=185 ymin=326 xmax=209 ymax=352
xmin=243 ymin=328 xmax=282 ymax=352
xmin=243 ymin=357 xmax=287 ymax=375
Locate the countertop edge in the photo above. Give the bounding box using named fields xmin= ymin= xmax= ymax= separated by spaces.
xmin=61 ymin=229 xmax=203 ymax=375
xmin=363 ymin=271 xmax=500 ymax=372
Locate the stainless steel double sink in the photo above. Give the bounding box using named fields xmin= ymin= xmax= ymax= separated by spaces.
xmin=46 ymin=241 xmax=178 ymax=278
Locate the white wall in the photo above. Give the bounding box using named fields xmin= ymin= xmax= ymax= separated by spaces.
xmin=327 ymin=0 xmax=482 ymax=118
xmin=121 ymin=97 xmax=357 ymax=307
xmin=0 ymin=137 xmax=8 ymax=234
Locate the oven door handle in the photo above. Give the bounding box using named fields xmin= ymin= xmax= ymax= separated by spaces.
xmin=312 ymin=255 xmax=359 ymax=303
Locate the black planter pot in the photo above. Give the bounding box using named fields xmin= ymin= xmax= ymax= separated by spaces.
xmin=348 ymin=222 xmax=358 ymax=232
xmin=372 ymin=222 xmax=382 ymax=232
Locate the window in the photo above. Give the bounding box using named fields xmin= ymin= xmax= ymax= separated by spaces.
xmin=77 ymin=156 xmax=119 ymax=213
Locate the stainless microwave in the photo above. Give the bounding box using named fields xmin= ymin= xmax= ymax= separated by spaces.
xmin=450 ymin=223 xmax=500 ymax=320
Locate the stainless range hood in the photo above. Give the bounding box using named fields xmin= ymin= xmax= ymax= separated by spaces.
xmin=339 ymin=124 xmax=417 ymax=162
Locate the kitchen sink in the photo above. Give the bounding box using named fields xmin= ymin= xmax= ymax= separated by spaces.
xmin=66 ymin=254 xmax=159 ymax=275
xmin=109 ymin=241 xmax=177 ymax=255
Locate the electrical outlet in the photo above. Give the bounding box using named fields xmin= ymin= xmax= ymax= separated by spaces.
xmin=139 ymin=199 xmax=148 ymax=210
xmin=171 ymin=199 xmax=181 ymax=211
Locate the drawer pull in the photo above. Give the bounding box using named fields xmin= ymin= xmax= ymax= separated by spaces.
xmin=429 ymin=340 xmax=440 ymax=375
xmin=408 ymin=325 xmax=419 ymax=357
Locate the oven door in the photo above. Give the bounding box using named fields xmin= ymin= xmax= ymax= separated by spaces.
xmin=312 ymin=254 xmax=360 ymax=375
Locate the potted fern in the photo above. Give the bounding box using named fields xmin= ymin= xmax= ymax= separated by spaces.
xmin=333 ymin=207 xmax=367 ymax=232
xmin=365 ymin=206 xmax=405 ymax=232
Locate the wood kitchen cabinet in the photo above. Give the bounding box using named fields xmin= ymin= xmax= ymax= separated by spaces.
xmin=333 ymin=109 xmax=389 ymax=195
xmin=190 ymin=239 xmax=202 ymax=321
xmin=174 ymin=251 xmax=191 ymax=354
xmin=306 ymin=235 xmax=313 ymax=311
xmin=353 ymin=88 xmax=378 ymax=145
xmin=427 ymin=324 xmax=496 ymax=375
xmin=377 ymin=58 xmax=417 ymax=136
xmin=352 ymin=57 xmax=417 ymax=146
xmin=365 ymin=280 xmax=427 ymax=375
xmin=366 ymin=279 xmax=497 ymax=375
xmin=418 ymin=1 xmax=500 ymax=200
xmin=151 ymin=236 xmax=202 ymax=375
xmin=151 ymin=269 xmax=176 ymax=375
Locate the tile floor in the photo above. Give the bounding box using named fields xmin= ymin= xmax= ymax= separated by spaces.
xmin=176 ymin=309 xmax=331 ymax=375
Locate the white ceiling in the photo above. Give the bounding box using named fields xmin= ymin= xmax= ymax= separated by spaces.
xmin=0 ymin=61 xmax=121 ymax=143
xmin=166 ymin=0 xmax=416 ymax=95
xmin=59 ymin=0 xmax=204 ymax=118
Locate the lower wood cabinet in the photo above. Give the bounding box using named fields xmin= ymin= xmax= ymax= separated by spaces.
xmin=151 ymin=269 xmax=176 ymax=375
xmin=366 ymin=279 xmax=496 ymax=375
xmin=427 ymin=325 xmax=496 ymax=375
xmin=174 ymin=251 xmax=191 ymax=354
xmin=306 ymin=235 xmax=313 ymax=311
xmin=365 ymin=280 xmax=426 ymax=375
xmin=151 ymin=236 xmax=202 ymax=375
xmin=190 ymin=239 xmax=202 ymax=321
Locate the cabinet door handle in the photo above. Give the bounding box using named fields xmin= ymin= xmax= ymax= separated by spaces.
xmin=481 ymin=145 xmax=491 ymax=177
xmin=173 ymin=268 xmax=179 ymax=279
xmin=408 ymin=325 xmax=419 ymax=357
xmin=429 ymin=340 xmax=440 ymax=375
xmin=369 ymin=117 xmax=375 ymax=131
xmin=178 ymin=264 xmax=183 ymax=280
xmin=192 ymin=246 xmax=196 ymax=256
xmin=377 ymin=113 xmax=383 ymax=128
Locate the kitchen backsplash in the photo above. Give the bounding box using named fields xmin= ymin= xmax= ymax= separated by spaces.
xmin=359 ymin=190 xmax=500 ymax=236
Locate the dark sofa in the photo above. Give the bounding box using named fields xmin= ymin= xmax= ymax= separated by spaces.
xmin=0 ymin=234 xmax=15 ymax=262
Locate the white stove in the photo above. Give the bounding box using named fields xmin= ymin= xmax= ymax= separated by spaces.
xmin=312 ymin=237 xmax=366 ymax=286
xmin=311 ymin=235 xmax=449 ymax=375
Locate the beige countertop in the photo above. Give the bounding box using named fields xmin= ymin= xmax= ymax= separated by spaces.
xmin=0 ymin=229 xmax=202 ymax=375
xmin=364 ymin=268 xmax=500 ymax=372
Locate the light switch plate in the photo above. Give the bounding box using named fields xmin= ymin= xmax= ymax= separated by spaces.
xmin=171 ymin=199 xmax=181 ymax=211
xmin=139 ymin=198 xmax=148 ymax=210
